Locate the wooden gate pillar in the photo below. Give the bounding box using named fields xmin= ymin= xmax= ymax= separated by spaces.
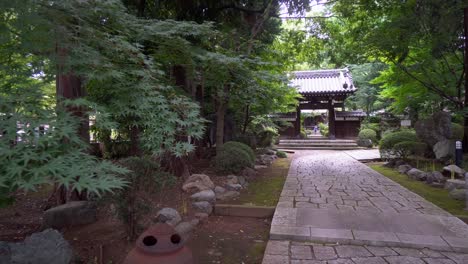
xmin=295 ymin=107 xmax=301 ymax=138
xmin=328 ymin=99 xmax=336 ymax=139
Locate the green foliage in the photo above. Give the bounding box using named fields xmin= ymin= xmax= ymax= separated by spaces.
xmin=450 ymin=123 xmax=464 ymax=141
xmin=379 ymin=130 xmax=418 ymax=159
xmin=318 ymin=123 xmax=329 ymax=137
xmin=346 ymin=63 xmax=389 ymax=114
xmin=215 ymin=143 xmax=254 ymax=174
xmin=393 ymin=141 xmax=428 ymax=159
xmin=113 ymin=157 xmax=176 ymax=238
xmin=233 ymin=134 xmax=257 ymax=150
xmin=258 ymin=127 xmax=280 ymax=147
xmin=223 ymin=141 xmax=256 ymax=163
xmin=276 ymin=151 xmax=287 ymax=158
xmin=358 ymin=129 xmax=377 ymax=144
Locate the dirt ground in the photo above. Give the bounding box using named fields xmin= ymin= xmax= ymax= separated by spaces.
xmin=0 ymin=154 xmax=291 ymax=263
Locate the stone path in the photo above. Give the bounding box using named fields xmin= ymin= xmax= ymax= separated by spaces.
xmin=263 ymin=240 xmax=468 ymax=263
xmin=263 ymin=150 xmax=468 ymax=263
xmin=344 ymin=149 xmax=381 ymax=161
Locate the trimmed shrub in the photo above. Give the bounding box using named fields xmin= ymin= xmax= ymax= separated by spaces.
xmin=379 ymin=130 xmax=418 ymax=159
xmin=276 ymin=151 xmax=287 ymax=158
xmin=358 ymin=129 xmax=377 ymax=144
xmin=223 ymin=141 xmax=255 ymax=163
xmin=233 ymin=134 xmax=257 ymax=150
xmin=393 ymin=141 xmax=428 ymax=159
xmin=215 ymin=141 xmax=255 ymax=174
xmin=450 ymin=123 xmax=464 ymax=141
xmin=215 ymin=147 xmax=254 ymax=174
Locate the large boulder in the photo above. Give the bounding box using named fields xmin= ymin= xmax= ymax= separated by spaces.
xmin=426 ymin=171 xmax=446 ymax=184
xmin=433 ymin=139 xmax=455 ymax=160
xmin=444 ymin=179 xmax=466 ymax=191
xmin=415 ymin=111 xmax=452 ymax=147
xmin=257 ymin=155 xmax=275 ymax=165
xmin=43 ymin=201 xmax=96 ymax=229
xmin=442 ymin=165 xmax=465 ymax=178
xmin=407 ymin=168 xmax=427 ymax=181
xmin=182 ymin=174 xmax=214 ymax=193
xmin=190 ymin=190 xmax=216 ymax=203
xmin=192 ymin=201 xmax=213 ymax=215
xmin=1 ymin=229 xmax=73 ymax=264
xmin=449 ymin=189 xmax=466 ymax=201
xmin=154 ymin=208 xmax=182 ymax=226
xmin=397 ymin=165 xmax=412 ymax=174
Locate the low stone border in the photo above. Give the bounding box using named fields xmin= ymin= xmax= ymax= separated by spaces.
xmin=214 ymin=204 xmax=275 ymax=218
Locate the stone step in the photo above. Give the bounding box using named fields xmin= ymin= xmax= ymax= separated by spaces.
xmin=280 ymin=139 xmax=356 ymax=143
xmin=278 ymin=142 xmax=358 ymax=146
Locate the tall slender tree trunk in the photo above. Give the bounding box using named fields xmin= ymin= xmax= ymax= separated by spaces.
xmin=463 ymin=8 xmax=468 ymax=152
xmin=215 ymin=100 xmax=226 ymax=153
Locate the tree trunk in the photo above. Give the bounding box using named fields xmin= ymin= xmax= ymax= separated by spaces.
xmin=129 ymin=125 xmax=142 ymax=156
xmin=215 ymin=97 xmax=227 ymax=154
xmin=463 ymin=8 xmax=468 ymax=152
xmin=242 ymin=105 xmax=250 ymax=134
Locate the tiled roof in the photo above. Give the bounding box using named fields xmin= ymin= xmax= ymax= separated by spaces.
xmin=290 ymin=68 xmax=357 ymax=95
xmin=335 ymin=111 xmax=367 ymax=118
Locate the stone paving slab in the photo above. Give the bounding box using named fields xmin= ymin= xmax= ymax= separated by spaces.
xmin=262 ymin=240 xmax=468 ymax=264
xmin=267 ymin=150 xmax=468 ymax=255
xmin=344 ymin=149 xmax=381 ymax=161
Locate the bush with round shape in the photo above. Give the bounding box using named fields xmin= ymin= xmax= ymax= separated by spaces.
xmin=222 ymin=141 xmax=255 ymax=163
xmin=393 ymin=141 xmax=427 ymax=159
xmin=276 ymin=151 xmax=287 ymax=158
xmin=233 ymin=134 xmax=257 ymax=149
xmin=358 ymin=129 xmax=377 ymax=144
xmin=215 ymin=146 xmax=254 ymax=174
xmin=379 ymin=130 xmax=418 ymax=158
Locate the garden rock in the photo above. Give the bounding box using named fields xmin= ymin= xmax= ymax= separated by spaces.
xmin=357 ymin=138 xmax=373 ymax=148
xmin=191 ymin=190 xmax=216 ymax=203
xmin=226 ymin=183 xmax=242 ymax=191
xmin=415 ymin=111 xmax=451 ymax=146
xmin=216 ymin=191 xmax=240 ymax=201
xmin=43 ymin=201 xmax=96 ymax=229
xmin=254 ymin=165 xmax=268 ymax=170
xmin=258 ymin=155 xmax=275 ymax=165
xmin=238 ymin=176 xmax=247 ymax=186
xmin=444 ymin=179 xmax=466 ymax=191
xmin=155 ymin=208 xmax=181 ymax=226
xmin=175 ymin=220 xmax=199 ymax=237
xmin=265 ymin=149 xmax=276 ymax=155
xmin=192 ymin=201 xmax=213 ymax=215
xmin=226 ymin=175 xmax=239 ymax=184
xmin=214 ymin=186 xmax=226 ymax=195
xmin=242 ymin=167 xmax=256 ymax=178
xmin=426 ymin=171 xmax=446 ymax=184
xmin=1 ymin=229 xmax=73 ymax=264
xmin=443 ymin=165 xmax=465 ymax=178
xmin=395 ymin=160 xmax=406 ymax=167
xmin=397 ymin=165 xmax=412 ymax=174
xmin=383 ymin=160 xmax=396 ymax=168
xmin=434 ymin=139 xmax=455 ymax=160
xmin=194 ymin=213 xmax=209 ymax=222
xmin=182 ymin=174 xmax=214 ymax=193
xmin=407 ymin=168 xmax=426 ymax=181
xmin=449 ymin=189 xmax=466 ymax=201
